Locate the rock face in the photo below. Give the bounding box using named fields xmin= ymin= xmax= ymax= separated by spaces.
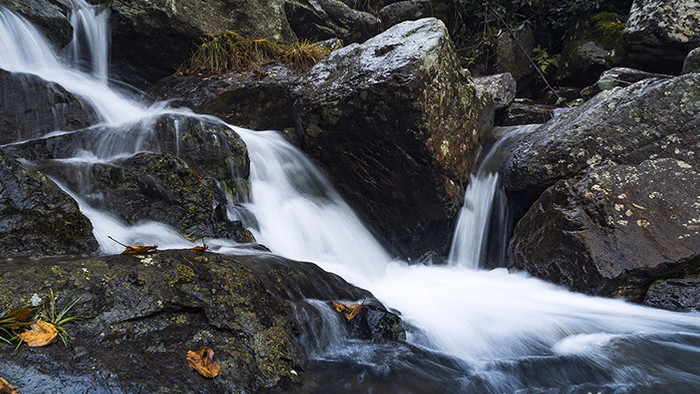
xmin=0 ymin=70 xmax=98 ymax=145
xmin=378 ymin=0 xmax=432 ymax=28
xmin=5 ymin=114 xmax=254 ymax=244
xmin=284 ymin=0 xmax=380 ymax=44
xmin=496 ymin=100 xmax=553 ymax=126
xmin=0 ymin=250 xmax=404 ymax=392
xmin=109 ymin=0 xmax=293 ymax=85
xmin=294 ymin=18 xmax=492 ymax=258
xmin=644 ymin=279 xmax=700 ymax=311
xmin=501 ymin=73 xmax=700 ymax=195
xmin=682 ymin=47 xmax=700 ymax=74
xmin=623 ymin=0 xmax=700 ymax=73
xmin=0 ymin=148 xmax=97 ymax=257
xmin=0 ymin=0 xmax=73 ymax=48
xmin=508 ymin=159 xmax=700 ymax=300
xmin=149 ymin=65 xmax=298 ymax=131
xmin=494 ymin=24 xmax=534 ymax=91
xmin=557 ymin=13 xmax=626 ymax=88
xmin=474 ymin=72 xmax=516 ymax=110
xmin=595 ymin=67 xmax=671 ymax=91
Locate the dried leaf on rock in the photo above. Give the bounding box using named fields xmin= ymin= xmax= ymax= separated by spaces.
xmin=191 ymin=243 xmax=208 ymax=252
xmin=332 ymin=302 xmax=362 ymax=320
xmin=0 ymin=377 xmax=20 ymax=394
xmin=15 ymin=319 xmax=58 ymax=347
xmin=187 ymin=346 xmax=220 ymax=378
xmin=120 ymin=245 xmax=158 ymax=255
xmin=108 ymin=235 xmax=157 ymax=254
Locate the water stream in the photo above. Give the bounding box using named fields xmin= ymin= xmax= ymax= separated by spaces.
xmin=2 ymin=4 xmax=700 ymax=392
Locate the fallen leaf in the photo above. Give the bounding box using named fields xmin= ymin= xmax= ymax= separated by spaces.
xmin=332 ymin=302 xmax=362 ymax=320
xmin=0 ymin=377 xmax=19 ymax=394
xmin=15 ymin=319 xmax=58 ymax=347
xmin=187 ymin=346 xmax=220 ymax=378
xmin=121 ymin=245 xmax=158 ymax=255
xmin=191 ymin=243 xmax=208 ymax=252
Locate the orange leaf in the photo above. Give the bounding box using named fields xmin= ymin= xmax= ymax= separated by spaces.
xmin=191 ymin=243 xmax=208 ymax=252
xmin=121 ymin=245 xmax=158 ymax=255
xmin=187 ymin=346 xmax=220 ymax=378
xmin=15 ymin=319 xmax=58 ymax=347
xmin=331 ymin=302 xmax=362 ymax=320
xmin=0 ymin=377 xmax=20 ymax=394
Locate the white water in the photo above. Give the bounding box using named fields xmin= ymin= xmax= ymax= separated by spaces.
xmin=448 ymin=124 xmax=539 ymax=268
xmin=69 ymin=0 xmax=110 ymax=84
xmin=2 ymin=6 xmax=700 ymax=390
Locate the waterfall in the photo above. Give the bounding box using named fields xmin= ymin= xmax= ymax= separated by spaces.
xmin=2 ymin=5 xmax=700 ymax=392
xmin=448 ymin=125 xmax=538 ymax=268
xmin=69 ymin=0 xmax=110 ymax=84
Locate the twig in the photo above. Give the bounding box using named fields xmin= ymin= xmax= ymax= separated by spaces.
xmin=107 ymin=236 xmax=128 ymax=248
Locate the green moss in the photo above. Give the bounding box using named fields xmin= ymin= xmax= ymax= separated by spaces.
xmin=590 ymin=12 xmax=625 ymax=60
xmin=176 ymin=265 xmax=196 ymax=283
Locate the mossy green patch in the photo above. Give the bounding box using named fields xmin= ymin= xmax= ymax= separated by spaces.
xmin=176 ymin=265 xmax=196 ymax=283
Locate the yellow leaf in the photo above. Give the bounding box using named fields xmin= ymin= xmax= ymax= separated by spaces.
xmin=15 ymin=320 xmax=58 ymax=347
xmin=191 ymin=243 xmax=208 ymax=252
xmin=187 ymin=346 xmax=220 ymax=378
xmin=331 ymin=302 xmax=362 ymax=320
xmin=0 ymin=377 xmax=20 ymax=394
xmin=121 ymin=245 xmax=158 ymax=255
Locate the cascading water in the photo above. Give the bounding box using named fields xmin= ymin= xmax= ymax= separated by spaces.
xmin=448 ymin=125 xmax=538 ymax=268
xmin=2 ymin=5 xmax=700 ymax=392
xmin=69 ymin=0 xmax=110 ymax=84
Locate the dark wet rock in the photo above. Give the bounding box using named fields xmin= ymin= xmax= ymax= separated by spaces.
xmin=596 ymin=67 xmax=671 ymax=91
xmin=0 ymin=69 xmax=98 ymax=145
xmin=682 ymin=47 xmax=700 ymax=74
xmin=6 ymin=113 xmax=250 ymax=184
xmin=378 ymin=0 xmax=432 ymax=29
xmin=294 ymin=18 xmax=492 ymax=258
xmin=474 ymin=72 xmax=516 ymax=110
xmin=537 ymin=87 xmax=581 ymax=106
xmin=508 ymin=158 xmax=700 ymax=302
xmin=623 ymin=0 xmax=700 ymax=74
xmin=0 ymin=0 xmax=73 ymax=48
xmin=108 ymin=0 xmax=293 ymax=86
xmin=501 ymin=73 xmax=700 ymax=194
xmin=35 ymin=152 xmax=255 ymax=243
xmin=150 ymin=65 xmax=299 ymax=131
xmin=0 ymin=250 xmax=405 ymax=392
xmin=0 ymin=148 xmax=97 ymax=257
xmin=496 ymin=100 xmax=553 ymax=126
xmin=284 ymin=0 xmax=380 ymax=44
xmin=644 ymin=279 xmax=700 ymax=311
xmin=4 ymin=114 xmax=253 ymax=243
xmin=494 ymin=24 xmax=535 ymax=91
xmin=557 ymin=13 xmax=627 ymax=88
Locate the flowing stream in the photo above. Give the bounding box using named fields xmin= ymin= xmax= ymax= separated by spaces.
xmin=2 ymin=4 xmax=700 ymax=392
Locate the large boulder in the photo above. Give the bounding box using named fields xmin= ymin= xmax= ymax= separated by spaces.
xmin=284 ymin=0 xmax=380 ymax=44
xmin=108 ymin=0 xmax=293 ymax=85
xmin=623 ymin=0 xmax=700 ymax=73
xmin=682 ymin=47 xmax=700 ymax=74
xmin=508 ymin=158 xmax=700 ymax=302
xmin=501 ymin=73 xmax=700 ymax=195
xmin=0 ymin=250 xmax=404 ymax=392
xmin=294 ymin=18 xmax=493 ymax=258
xmin=557 ymin=13 xmax=627 ymax=88
xmin=474 ymin=72 xmax=516 ymax=110
xmin=0 ymin=69 xmax=98 ymax=145
xmin=644 ymin=279 xmax=700 ymax=311
xmin=0 ymin=148 xmax=97 ymax=257
xmin=378 ymin=0 xmax=432 ymax=29
xmin=494 ymin=24 xmax=535 ymax=92
xmin=4 ymin=114 xmax=253 ymax=243
xmin=0 ymin=0 xmax=73 ymax=48
xmin=150 ymin=65 xmax=298 ymax=131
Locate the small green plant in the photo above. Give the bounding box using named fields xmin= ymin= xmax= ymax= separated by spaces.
xmin=532 ymin=46 xmax=560 ymax=74
xmin=0 ymin=308 xmax=31 ymax=345
xmin=283 ymin=39 xmax=333 ymax=71
xmin=37 ymin=290 xmax=84 ymax=346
